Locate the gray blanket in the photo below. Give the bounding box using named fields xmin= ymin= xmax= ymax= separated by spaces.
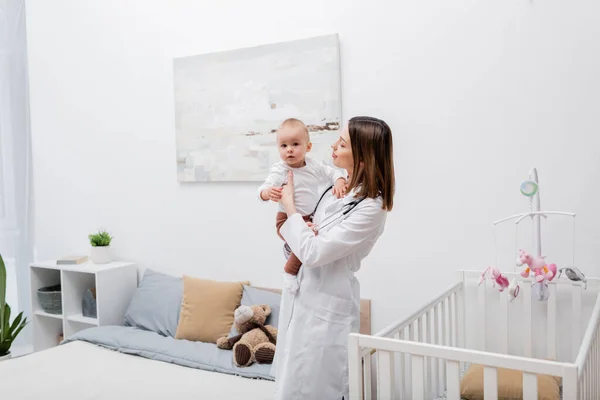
xmin=63 ymin=325 xmax=275 ymax=381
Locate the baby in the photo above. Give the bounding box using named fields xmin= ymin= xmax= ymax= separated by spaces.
xmin=258 ymin=118 xmax=347 ymax=291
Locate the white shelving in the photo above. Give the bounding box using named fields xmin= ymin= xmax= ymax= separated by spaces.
xmin=29 ymin=260 xmax=138 ymax=352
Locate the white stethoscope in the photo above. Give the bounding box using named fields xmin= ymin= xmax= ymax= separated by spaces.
xmin=309 ymin=185 xmax=366 ymax=232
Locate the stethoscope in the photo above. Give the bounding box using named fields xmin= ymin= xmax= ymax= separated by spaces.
xmin=308 ymin=185 xmax=366 ymax=232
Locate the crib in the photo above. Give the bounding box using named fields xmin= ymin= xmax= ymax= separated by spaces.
xmin=348 ymin=270 xmax=600 ymax=400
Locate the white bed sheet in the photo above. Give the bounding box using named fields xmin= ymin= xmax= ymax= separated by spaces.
xmin=1 ymin=341 xmax=275 ymax=399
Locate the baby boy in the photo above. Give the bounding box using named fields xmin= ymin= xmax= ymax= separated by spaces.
xmin=258 ymin=118 xmax=346 ymax=291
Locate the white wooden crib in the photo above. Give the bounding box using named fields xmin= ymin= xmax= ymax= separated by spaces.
xmin=349 ymin=270 xmax=600 ymax=399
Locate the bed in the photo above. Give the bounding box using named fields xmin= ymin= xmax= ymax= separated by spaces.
xmin=1 ymin=269 xmax=371 ymax=399
xmin=1 ymin=340 xmax=276 ymax=400
xmin=348 ymin=270 xmax=600 ymax=400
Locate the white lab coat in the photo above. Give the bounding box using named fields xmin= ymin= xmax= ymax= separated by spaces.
xmin=271 ymin=188 xmax=387 ymax=400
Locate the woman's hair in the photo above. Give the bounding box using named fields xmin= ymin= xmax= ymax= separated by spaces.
xmin=346 ymin=116 xmax=395 ymax=211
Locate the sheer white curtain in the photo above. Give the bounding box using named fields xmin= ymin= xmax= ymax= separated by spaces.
xmin=0 ymin=0 xmax=34 ymax=347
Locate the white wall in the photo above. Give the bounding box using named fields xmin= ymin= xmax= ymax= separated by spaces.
xmin=25 ymin=0 xmax=600 ymax=332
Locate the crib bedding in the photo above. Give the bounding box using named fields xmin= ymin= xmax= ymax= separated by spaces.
xmin=0 ymin=340 xmax=275 ymax=400
xmin=428 ymin=365 xmax=563 ymax=400
xmin=433 ymin=388 xmax=563 ymax=400
xmin=433 ymin=390 xmax=563 ymax=400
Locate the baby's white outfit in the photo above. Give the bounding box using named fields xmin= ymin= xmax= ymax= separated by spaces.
xmin=257 ymin=157 xmax=345 ymax=213
xmin=258 ymin=157 xmax=346 ymax=293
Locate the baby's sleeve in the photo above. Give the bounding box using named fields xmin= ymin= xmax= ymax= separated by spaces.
xmin=318 ymin=163 xmax=347 ymax=186
xmin=257 ymin=163 xmax=286 ymax=201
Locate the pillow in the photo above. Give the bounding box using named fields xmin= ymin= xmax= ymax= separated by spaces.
xmin=175 ymin=276 xmax=247 ymax=344
xmin=460 ymin=364 xmax=561 ymax=400
xmin=124 ymin=269 xmax=183 ymax=337
xmin=228 ymin=286 xmax=282 ymax=337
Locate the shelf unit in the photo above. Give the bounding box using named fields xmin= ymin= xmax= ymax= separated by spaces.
xmin=29 ymin=260 xmax=138 ymax=352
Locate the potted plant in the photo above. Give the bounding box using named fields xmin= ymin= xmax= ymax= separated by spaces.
xmin=0 ymin=254 xmax=28 ymax=362
xmin=88 ymin=229 xmax=114 ymax=264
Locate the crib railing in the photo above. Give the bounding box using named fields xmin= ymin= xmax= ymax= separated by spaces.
xmin=462 ymin=270 xmax=597 ymax=361
xmin=351 ymin=270 xmax=600 ymax=399
xmin=575 ymin=293 xmax=600 ymax=400
xmin=349 ymin=333 xmax=578 ymax=400
xmin=358 ymin=281 xmax=464 ymax=399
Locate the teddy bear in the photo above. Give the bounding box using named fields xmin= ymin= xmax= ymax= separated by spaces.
xmin=216 ymin=304 xmax=278 ymax=367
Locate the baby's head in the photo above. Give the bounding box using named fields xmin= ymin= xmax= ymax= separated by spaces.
xmin=277 ymin=118 xmax=312 ymax=168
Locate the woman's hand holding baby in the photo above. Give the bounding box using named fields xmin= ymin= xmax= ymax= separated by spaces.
xmin=280 ymin=171 xmax=297 ymax=216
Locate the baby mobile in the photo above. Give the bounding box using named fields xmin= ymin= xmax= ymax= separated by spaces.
xmin=479 ymin=168 xmax=585 ymax=301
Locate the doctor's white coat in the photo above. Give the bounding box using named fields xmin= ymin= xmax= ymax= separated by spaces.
xmin=271 ymin=188 xmax=387 ymax=400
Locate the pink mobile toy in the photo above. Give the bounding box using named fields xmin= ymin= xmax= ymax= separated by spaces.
xmin=516 ymin=249 xmax=557 ymax=283
xmin=479 ymin=267 xmax=510 ymax=291
xmin=479 ymin=267 xmax=520 ymax=300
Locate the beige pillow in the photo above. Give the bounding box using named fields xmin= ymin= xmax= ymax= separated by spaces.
xmin=175 ymin=276 xmax=248 ymax=344
xmin=460 ymin=364 xmax=561 ymax=400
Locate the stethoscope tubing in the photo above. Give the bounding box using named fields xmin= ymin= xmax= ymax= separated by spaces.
xmin=312 ymin=187 xmax=366 ymax=231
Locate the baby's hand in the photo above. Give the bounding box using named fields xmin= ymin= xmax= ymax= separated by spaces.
xmin=332 ymin=178 xmax=347 ymax=199
xmin=261 ymin=187 xmax=283 ymax=202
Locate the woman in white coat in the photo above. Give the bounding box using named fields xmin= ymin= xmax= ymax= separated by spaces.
xmin=272 ymin=116 xmax=396 ymax=400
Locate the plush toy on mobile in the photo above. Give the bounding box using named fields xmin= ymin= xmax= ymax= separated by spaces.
xmin=515 ymin=249 xmax=557 ymax=283
xmin=478 ymin=266 xmax=520 ymax=301
xmin=479 ymin=266 xmax=509 ymax=290
xmin=558 ymin=267 xmax=588 ymax=289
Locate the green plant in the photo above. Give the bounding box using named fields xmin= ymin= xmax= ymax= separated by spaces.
xmin=88 ymin=229 xmax=113 ymax=247
xmin=0 ymin=254 xmax=28 ymax=357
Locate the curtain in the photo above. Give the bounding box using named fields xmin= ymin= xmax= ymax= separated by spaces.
xmin=0 ymin=0 xmax=34 ymax=347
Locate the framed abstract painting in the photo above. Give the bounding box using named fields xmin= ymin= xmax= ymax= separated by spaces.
xmin=173 ymin=34 xmax=342 ymax=182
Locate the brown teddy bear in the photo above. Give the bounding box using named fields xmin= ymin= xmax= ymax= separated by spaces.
xmin=217 ymin=304 xmax=278 ymax=367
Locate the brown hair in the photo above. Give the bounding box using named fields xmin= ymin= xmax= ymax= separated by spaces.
xmin=279 ymin=118 xmax=309 ymax=141
xmin=346 ymin=116 xmax=395 ymax=211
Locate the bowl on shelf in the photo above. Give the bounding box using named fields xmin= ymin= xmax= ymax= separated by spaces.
xmin=37 ymin=284 xmax=62 ymax=314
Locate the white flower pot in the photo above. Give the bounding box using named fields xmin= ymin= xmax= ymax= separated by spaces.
xmin=0 ymin=352 xmax=11 ymax=362
xmin=90 ymin=246 xmax=113 ymax=264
